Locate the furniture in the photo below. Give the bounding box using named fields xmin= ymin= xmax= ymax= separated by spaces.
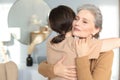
xmin=0 ymin=61 xmax=18 ymax=80
xmin=18 ymin=63 xmax=47 ymax=80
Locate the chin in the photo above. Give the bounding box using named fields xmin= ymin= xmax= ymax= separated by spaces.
xmin=73 ymin=33 xmax=87 ymax=38
xmin=72 ymin=33 xmax=80 ymax=37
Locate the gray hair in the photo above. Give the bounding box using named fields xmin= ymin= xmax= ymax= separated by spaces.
xmin=77 ymin=4 xmax=102 ymax=38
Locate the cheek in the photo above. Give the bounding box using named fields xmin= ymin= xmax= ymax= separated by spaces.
xmin=85 ymin=30 xmax=93 ymax=37
xmin=72 ymin=22 xmax=75 ymax=31
xmin=72 ymin=21 xmax=75 ymax=27
xmin=84 ymin=24 xmax=95 ymax=34
xmin=81 ymin=27 xmax=94 ymax=37
xmin=85 ymin=28 xmax=93 ymax=33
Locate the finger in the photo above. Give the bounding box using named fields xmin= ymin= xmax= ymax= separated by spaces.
xmin=75 ymin=38 xmax=79 ymax=47
xmin=81 ymin=39 xmax=85 ymax=46
xmin=67 ymin=70 xmax=77 ymax=75
xmin=63 ymin=75 xmax=76 ymax=80
xmin=64 ymin=72 xmax=77 ymax=79
xmin=74 ymin=36 xmax=79 ymax=40
xmin=65 ymin=72 xmax=77 ymax=77
xmin=83 ymin=38 xmax=86 ymax=43
xmin=78 ymin=38 xmax=81 ymax=44
xmin=66 ymin=65 xmax=76 ymax=69
xmin=86 ymin=35 xmax=92 ymax=44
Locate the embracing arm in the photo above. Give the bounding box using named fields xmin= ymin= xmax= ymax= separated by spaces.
xmin=101 ymin=38 xmax=120 ymax=52
xmin=38 ymin=61 xmax=56 ymax=78
xmin=38 ymin=57 xmax=77 ymax=79
xmin=76 ymin=50 xmax=114 ymax=80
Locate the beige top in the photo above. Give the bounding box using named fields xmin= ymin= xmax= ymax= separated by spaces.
xmin=47 ymin=37 xmax=102 ymax=80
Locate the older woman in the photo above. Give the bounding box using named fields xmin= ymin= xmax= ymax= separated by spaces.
xmin=38 ymin=4 xmax=114 ymax=80
xmin=71 ymin=4 xmax=113 ymax=80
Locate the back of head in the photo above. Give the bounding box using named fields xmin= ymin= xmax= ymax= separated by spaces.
xmin=49 ymin=5 xmax=75 ymax=44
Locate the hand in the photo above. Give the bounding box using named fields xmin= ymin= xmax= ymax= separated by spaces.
xmin=75 ymin=36 xmax=91 ymax=57
xmin=54 ymin=55 xmax=77 ymax=80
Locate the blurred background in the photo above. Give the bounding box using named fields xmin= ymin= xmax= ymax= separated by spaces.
xmin=0 ymin=0 xmax=119 ymax=80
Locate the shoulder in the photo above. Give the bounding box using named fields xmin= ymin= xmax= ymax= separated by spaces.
xmin=99 ymin=50 xmax=114 ymax=58
xmin=96 ymin=50 xmax=114 ymax=64
xmin=90 ymin=50 xmax=114 ymax=71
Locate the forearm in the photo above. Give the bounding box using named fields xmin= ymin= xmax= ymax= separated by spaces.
xmin=101 ymin=38 xmax=120 ymax=52
xmin=38 ymin=61 xmax=56 ymax=78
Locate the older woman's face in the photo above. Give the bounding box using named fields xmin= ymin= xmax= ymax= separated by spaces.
xmin=72 ymin=10 xmax=99 ymax=38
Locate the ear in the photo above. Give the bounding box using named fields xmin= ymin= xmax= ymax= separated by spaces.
xmin=92 ymin=27 xmax=100 ymax=35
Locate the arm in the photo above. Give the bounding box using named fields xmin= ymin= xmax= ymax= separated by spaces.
xmin=101 ymin=38 xmax=120 ymax=52
xmin=38 ymin=61 xmax=56 ymax=78
xmin=76 ymin=50 xmax=114 ymax=80
xmin=75 ymin=37 xmax=119 ymax=58
xmin=38 ymin=57 xmax=77 ymax=79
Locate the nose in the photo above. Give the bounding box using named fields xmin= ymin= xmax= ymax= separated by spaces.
xmin=74 ymin=20 xmax=79 ymax=25
xmin=74 ymin=20 xmax=82 ymax=27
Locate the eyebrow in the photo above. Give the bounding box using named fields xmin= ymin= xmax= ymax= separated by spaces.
xmin=76 ymin=15 xmax=89 ymax=21
xmin=82 ymin=18 xmax=89 ymax=22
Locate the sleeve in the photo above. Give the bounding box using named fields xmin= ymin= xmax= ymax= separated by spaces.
xmin=88 ymin=39 xmax=102 ymax=59
xmin=38 ymin=61 xmax=56 ymax=78
xmin=76 ymin=50 xmax=114 ymax=80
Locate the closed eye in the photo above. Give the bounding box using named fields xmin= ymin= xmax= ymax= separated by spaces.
xmin=83 ymin=21 xmax=88 ymax=24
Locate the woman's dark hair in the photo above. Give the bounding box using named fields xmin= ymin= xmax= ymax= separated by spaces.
xmin=49 ymin=5 xmax=75 ymax=44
